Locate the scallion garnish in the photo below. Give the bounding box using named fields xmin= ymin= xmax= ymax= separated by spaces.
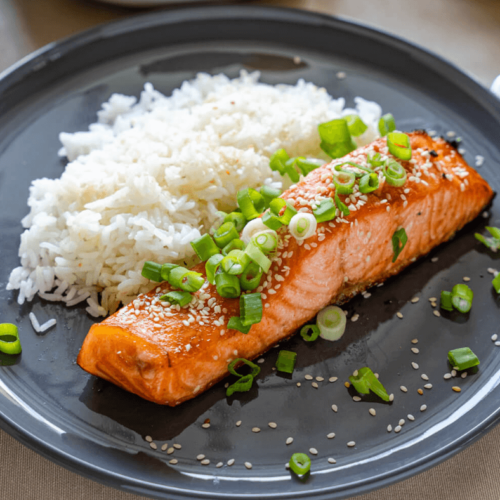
xmin=387 ymin=132 xmax=412 ymax=161
xmin=349 ymin=367 xmax=390 ymax=402
xmin=300 ymin=324 xmax=320 ymax=342
xmin=378 ymin=113 xmax=396 ymax=137
xmin=383 ymin=158 xmax=407 ymax=187
xmin=262 ymin=210 xmax=283 ymax=231
xmin=239 ymin=262 xmax=263 ymax=291
xmin=289 ymin=213 xmax=317 ymax=240
xmin=335 ymin=161 xmax=373 ymax=175
xmin=227 ymin=316 xmax=251 ymax=334
xmin=226 ymin=373 xmax=253 ymax=396
xmin=284 ymin=158 xmax=301 ymax=183
xmin=240 ymin=293 xmax=263 ymax=327
xmin=276 ymin=350 xmax=297 ymax=374
xmin=260 ymin=185 xmax=282 ymax=207
xmin=474 ymin=226 xmax=500 ymax=252
xmin=451 ymin=284 xmax=473 ymax=313
xmin=0 ymin=324 xmax=22 ymax=355
xmin=334 ymin=193 xmax=350 ymax=216
xmin=226 ymin=358 xmax=260 ymax=396
xmin=392 ymin=227 xmax=407 ymax=262
xmin=221 ymin=250 xmax=250 ymax=275
xmin=168 ymin=267 xmax=205 ymax=292
xmin=160 ymin=263 xmax=179 ymax=282
xmin=241 ymin=218 xmax=268 ymax=244
xmin=269 ymin=198 xmax=298 ymax=225
xmin=190 ymin=233 xmax=220 ymax=261
xmin=244 ymin=241 xmax=272 ymax=273
xmin=295 ymin=158 xmax=324 ymax=176
xmin=160 ymin=291 xmax=192 ymax=307
xmin=215 ymin=273 xmax=241 ymax=298
xmin=493 ymin=273 xmax=500 ymax=294
xmin=289 ymin=453 xmax=311 ymax=476
xmin=440 ymin=290 xmax=454 ymax=311
xmin=313 ymin=198 xmax=337 ymax=222
xmin=319 ymin=119 xmax=356 ymax=159
xmin=205 ymin=254 xmax=224 ymax=285
xmin=448 ymin=347 xmax=480 ymax=371
xmin=332 ymin=170 xmax=356 ymax=194
xmin=141 ymin=261 xmax=163 ymax=282
xmin=237 ymin=188 xmax=265 ymax=221
xmin=269 ymin=149 xmax=290 ymax=176
xmin=367 ymin=152 xmax=385 ymax=167
xmin=222 ymin=238 xmax=245 ymax=256
xmin=213 ymin=221 xmax=240 ymax=249
xmin=344 ymin=114 xmax=368 ymax=137
xmin=321 ymin=140 xmax=357 ymax=159
xmin=252 ymin=230 xmax=278 ymax=254
xmin=359 ymin=173 xmax=379 ymax=194
xmin=316 ymin=305 xmax=346 ymax=341
xmin=224 ymin=212 xmax=247 ymax=232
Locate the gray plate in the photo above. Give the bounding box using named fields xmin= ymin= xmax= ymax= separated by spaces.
xmin=1 ymin=5 xmax=500 ymax=500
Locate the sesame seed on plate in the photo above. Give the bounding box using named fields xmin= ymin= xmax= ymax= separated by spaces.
xmin=252 ymin=427 xmax=261 ymax=433
xmin=328 ymin=458 xmax=336 ymax=464
xmin=347 ymin=441 xmax=356 ymax=447
xmin=269 ymin=422 xmax=277 ymax=429
xmin=285 ymin=463 xmax=290 ymax=470
xmin=421 ymin=405 xmax=427 ymax=412
xmin=197 ymin=454 xmax=205 ymax=460
xmin=202 ymin=423 xmax=210 ymax=429
xmin=418 ymin=389 xmax=424 ymax=395
xmin=444 ymin=373 xmax=452 ymax=380
xmin=433 ymin=310 xmax=441 ymax=317
xmin=169 ymin=459 xmax=178 ymax=465
xmin=257 ymin=358 xmax=265 ymax=364
xmin=316 ymin=376 xmax=325 ymax=382
xmin=201 ymin=459 xmax=210 ymax=465
xmin=428 ymin=297 xmax=437 ymax=302
xmin=396 ymin=312 xmax=403 ymax=319
xmin=297 ymin=382 xmax=301 ymax=387
xmin=412 ymin=362 xmax=419 ymax=370
xmin=351 ymin=314 xmax=360 ymax=322
xmin=411 ymin=297 xmax=420 ymax=303
xmin=145 ymin=436 xmax=153 ymax=443
xmin=400 ymin=386 xmax=408 ymax=393
xmin=408 ymin=414 xmax=415 ymax=421
xmin=411 ymin=347 xmax=420 ymax=354
xmin=411 ymin=339 xmax=418 ymax=344
xmin=452 ymin=386 xmax=462 ymax=393
xmin=344 ymin=382 xmax=351 ymax=388
xmin=312 ymin=382 xmax=319 ymax=389
xmin=286 ymin=437 xmax=294 ymax=445
xmin=387 ymin=425 xmax=393 ymax=432
xmin=492 ymin=334 xmax=498 ymax=342
xmin=488 ymin=268 xmax=497 ymax=275
xmin=421 ymin=374 xmax=429 ymax=381
xmin=431 ymin=257 xmax=439 ymax=262
xmin=337 ymin=71 xmax=346 ymax=79
xmin=329 ymin=377 xmax=338 ymax=383
xmin=389 ymin=393 xmax=394 ymax=402
xmin=216 ymin=462 xmax=223 ymax=468
xmin=161 ymin=444 xmax=168 ymax=451
xmin=245 ymin=462 xmax=252 ymax=469
xmin=309 ymin=448 xmax=318 ymax=455
xmin=424 ymin=384 xmax=433 ymax=389
xmin=463 ymin=276 xmax=471 ymax=282
xmin=399 ymin=419 xmax=405 ymax=426
xmin=461 ymin=372 xmax=467 ymax=379
xmin=369 ymin=408 xmax=376 ymax=416
xmin=327 ymin=432 xmax=336 ymax=439
xmin=495 ymin=341 xmax=500 ymax=347
xmin=167 ymin=447 xmax=174 ymax=454
xmin=173 ymin=444 xmax=182 ymax=449
xmin=353 ymin=396 xmax=362 ymax=402
xmin=451 ymin=370 xmax=457 ymax=377
xmin=227 ymin=459 xmax=235 ymax=466
xmin=150 ymin=442 xmax=157 ymax=450
xmin=305 ymin=374 xmax=313 ymax=380
xmin=394 ymin=426 xmax=402 ymax=433
xmin=331 ymin=405 xmax=338 ymax=413
xmin=352 ymin=370 xmax=358 ymax=377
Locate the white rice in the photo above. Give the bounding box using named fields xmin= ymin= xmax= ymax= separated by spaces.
xmin=7 ymin=71 xmax=383 ymax=316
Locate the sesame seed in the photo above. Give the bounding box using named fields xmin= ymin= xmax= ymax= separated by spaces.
xmin=269 ymin=422 xmax=277 ymax=429
xmin=411 ymin=339 xmax=418 ymax=344
xmin=353 ymin=370 xmax=358 ymax=377
xmin=328 ymin=458 xmax=336 ymax=464
xmin=418 ymin=389 xmax=423 ymax=395
xmin=245 ymin=462 xmax=252 ymax=469
xmin=395 ymin=426 xmax=402 ymax=433
xmin=397 ymin=312 xmax=403 ymax=319
xmin=451 ymin=370 xmax=457 ymax=377
xmin=252 ymin=427 xmax=261 ymax=433
xmin=431 ymin=257 xmax=438 ymax=262
xmin=236 ymin=420 xmax=242 ymax=427
xmin=452 ymin=386 xmax=461 ymax=393
xmin=408 ymin=414 xmax=415 ymax=421
xmin=412 ymin=362 xmax=419 ymax=370
xmin=257 ymin=358 xmax=265 ymax=364
xmin=316 ymin=376 xmax=324 ymax=382
xmin=411 ymin=297 xmax=419 ymax=303
xmin=389 ymin=393 xmax=394 ymax=402
xmin=145 ymin=436 xmax=153 ymax=443
xmin=353 ymin=396 xmax=362 ymax=402
xmin=433 ymin=310 xmax=441 ymax=317
xmin=309 ymin=448 xmax=318 ymax=455
xmin=150 ymin=442 xmax=157 ymax=450
xmin=374 ymin=373 xmax=379 ymax=379
xmin=351 ymin=313 xmax=360 ymax=322
xmin=337 ymin=71 xmax=346 ymax=79
xmin=411 ymin=348 xmax=420 ymax=354
xmin=444 ymin=373 xmax=452 ymax=379
xmin=387 ymin=425 xmax=392 ymax=432
xmin=369 ymin=408 xmax=376 ymax=416
xmin=327 ymin=432 xmax=336 ymax=439
xmin=169 ymin=459 xmax=178 ymax=465
xmin=167 ymin=447 xmax=174 ymax=454
xmin=329 ymin=377 xmax=338 ymax=383
xmin=296 ymin=382 xmax=301 ymax=387
xmin=347 ymin=441 xmax=356 ymax=447
xmin=424 ymin=383 xmax=433 ymax=389
xmin=461 ymin=372 xmax=468 ymax=379
xmin=197 ymin=454 xmax=205 ymax=460
xmin=161 ymin=444 xmax=168 ymax=451
xmin=173 ymin=444 xmax=182 ymax=450
xmin=312 ymin=382 xmax=319 ymax=389
xmin=495 ymin=341 xmax=500 ymax=347
xmin=421 ymin=374 xmax=429 ymax=381
xmin=492 ymin=334 xmax=498 ymax=342
xmin=399 ymin=419 xmax=405 ymax=426
xmin=305 ymin=374 xmax=313 ymax=380
xmin=463 ymin=276 xmax=471 ymax=282
xmin=344 ymin=382 xmax=351 ymax=388
xmin=216 ymin=462 xmax=223 ymax=468
xmin=227 ymin=459 xmax=235 ymax=466
xmin=331 ymin=405 xmax=338 ymax=413
xmin=400 ymin=386 xmax=408 ymax=393
xmin=202 ymin=423 xmax=210 ymax=429
xmin=420 ymin=404 xmax=427 ymax=412
xmin=286 ymin=437 xmax=294 ymax=445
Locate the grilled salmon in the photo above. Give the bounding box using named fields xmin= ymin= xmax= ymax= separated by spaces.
xmin=77 ymin=131 xmax=494 ymax=405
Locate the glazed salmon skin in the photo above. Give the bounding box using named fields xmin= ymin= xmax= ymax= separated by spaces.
xmin=77 ymin=132 xmax=494 ymax=406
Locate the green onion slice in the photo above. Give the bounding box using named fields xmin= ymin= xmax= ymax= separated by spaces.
xmin=240 ymin=293 xmax=263 ymax=326
xmin=159 ymin=291 xmax=192 ymax=307
xmin=205 ymin=254 xmax=224 ymax=285
xmin=141 ymin=261 xmax=163 ymax=282
xmin=334 ymin=193 xmax=350 ymax=217
xmin=440 ymin=290 xmax=454 ymax=312
xmin=228 ymin=357 xmax=261 ymax=378
xmin=392 ymin=227 xmax=408 ymax=263
xmin=474 ymin=226 xmax=500 ymax=252
xmin=332 ymin=170 xmax=356 ymax=195
xmin=451 ymin=284 xmax=473 ymax=313
xmin=284 ymin=158 xmax=301 ymax=183
xmin=276 ymin=350 xmax=297 ymax=374
xmin=269 ymin=149 xmax=289 ymax=176
xmin=318 ymin=119 xmax=351 ymax=144
xmin=378 ymin=113 xmax=396 ymax=137
xmin=221 ymin=250 xmax=250 ymax=275
xmin=313 ymin=198 xmax=337 ymax=222
xmin=387 ymin=132 xmax=412 ymax=161
xmin=383 ymin=158 xmax=407 ymax=187
xmin=493 ymin=273 xmax=500 ymax=294
xmin=262 ymin=210 xmax=283 ymax=231
xmin=226 ymin=373 xmax=254 ymax=396
xmin=367 ymin=152 xmax=385 ymax=167
xmin=448 ymin=347 xmax=480 ymax=371
xmin=244 ymin=242 xmax=272 ymax=273
xmin=289 ymin=453 xmax=311 ymax=476
xmin=222 ymin=238 xmax=245 ymax=256
xmin=300 ymin=324 xmax=320 ymax=342
xmin=190 ymin=233 xmax=220 ymax=261
xmin=224 ymin=212 xmax=247 ymax=232
xmin=237 ymin=188 xmax=265 ymax=221
xmin=335 ymin=161 xmax=373 ymax=175
xmin=344 ymin=114 xmax=368 ymax=137
xmin=241 ymin=218 xmax=269 ymax=244
xmin=240 ymin=262 xmax=263 ymax=291
xmin=252 ymin=230 xmax=278 ymax=254
xmin=227 ymin=316 xmax=251 ymax=334
xmin=359 ymin=173 xmax=379 ymax=194
xmin=289 ymin=213 xmax=317 ymax=240
xmin=269 ymin=198 xmax=298 ymax=225
xmin=260 ymin=185 xmax=282 ymax=208
xmin=213 ymin=221 xmax=240 ymax=249
xmin=316 ymin=305 xmax=346 ymax=341
xmin=160 ymin=263 xmax=179 ymax=282
xmin=168 ymin=267 xmax=205 ymax=292
xmin=321 ymin=140 xmax=357 ymax=159
xmin=215 ymin=273 xmax=241 ymax=298
xmin=296 ymin=158 xmax=324 ymax=176
xmin=349 ymin=367 xmax=390 ymax=402
xmin=0 ymin=324 xmax=22 ymax=355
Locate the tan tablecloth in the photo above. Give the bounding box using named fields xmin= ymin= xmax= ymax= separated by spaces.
xmin=1 ymin=0 xmax=499 ymax=498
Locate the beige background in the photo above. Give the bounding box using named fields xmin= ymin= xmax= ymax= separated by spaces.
xmin=0 ymin=0 xmax=499 ymax=498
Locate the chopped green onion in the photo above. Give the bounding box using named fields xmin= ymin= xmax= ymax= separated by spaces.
xmin=240 ymin=293 xmax=263 ymax=326
xmin=344 ymin=114 xmax=368 ymax=137
xmin=226 ymin=358 xmax=260 ymax=395
xmin=241 ymin=218 xmax=268 ymax=244
xmin=359 ymin=173 xmax=379 ymax=194
xmin=222 ymin=238 xmax=245 ymax=256
xmin=221 ymin=250 xmax=250 ymax=275
xmin=320 ymin=140 xmax=357 ymax=159
xmin=313 ymin=198 xmax=337 ymax=222
xmin=378 ymin=113 xmax=396 ymax=137
xmin=383 ymin=158 xmax=407 ymax=187
xmin=269 ymin=149 xmax=289 ymax=176
xmin=160 ymin=263 xmax=179 ymax=282
xmin=276 ymin=350 xmax=297 ymax=374
xmin=262 ymin=210 xmax=283 ymax=231
xmin=392 ymin=227 xmax=408 ymax=262
xmin=295 ymin=158 xmax=324 ymax=176
xmin=448 ymin=347 xmax=480 ymax=371
xmin=205 ymin=254 xmax=224 ymax=284
xmin=237 ymin=188 xmax=265 ymax=221
xmin=190 ymin=233 xmax=220 ymax=261
xmin=367 ymin=152 xmax=385 ymax=167
xmin=0 ymin=324 xmax=22 ymax=355
xmin=332 ymin=170 xmax=356 ymax=195
xmin=213 ymin=221 xmax=240 ymax=249
xmin=493 ymin=273 xmax=500 ymax=294
xmin=289 ymin=453 xmax=311 ymax=476
xmin=240 ymin=262 xmax=263 ymax=291
xmin=335 ymin=161 xmax=373 ymax=175
xmin=269 ymin=198 xmax=298 ymax=225
xmin=284 ymin=158 xmax=300 ymax=183
xmin=215 ymin=273 xmax=241 ymax=298
xmin=226 ymin=373 xmax=254 ymax=396
xmin=387 ymin=132 xmax=412 ymax=161
xmin=289 ymin=213 xmax=317 ymax=240
xmin=349 ymin=367 xmax=390 ymax=402
xmin=317 ymin=305 xmax=346 ymax=341
xmin=474 ymin=226 xmax=500 ymax=252
xmin=160 ymin=291 xmax=192 ymax=306
xmin=168 ymin=267 xmax=205 ymax=292
xmin=244 ymin=242 xmax=272 ymax=273
xmin=451 ymin=284 xmax=473 ymax=313
xmin=260 ymin=185 xmax=282 ymax=207
xmin=228 ymin=357 xmax=261 ymax=378
xmin=440 ymin=291 xmax=454 ymax=311
xmin=334 ymin=193 xmax=350 ymax=216
xmin=141 ymin=261 xmax=163 ymax=282
xmin=227 ymin=316 xmax=251 ymax=333
xmin=318 ymin=119 xmax=351 ymax=144
xmin=224 ymin=212 xmax=247 ymax=232
xmin=252 ymin=230 xmax=278 ymax=254
xmin=300 ymin=324 xmax=320 ymax=342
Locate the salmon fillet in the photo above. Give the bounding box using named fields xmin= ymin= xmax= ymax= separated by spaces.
xmin=77 ymin=132 xmax=494 ymax=405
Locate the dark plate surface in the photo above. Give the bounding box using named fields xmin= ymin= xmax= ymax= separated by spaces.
xmin=1 ymin=6 xmax=500 ymax=500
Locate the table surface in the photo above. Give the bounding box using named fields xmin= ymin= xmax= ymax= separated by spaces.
xmin=1 ymin=0 xmax=499 ymax=499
